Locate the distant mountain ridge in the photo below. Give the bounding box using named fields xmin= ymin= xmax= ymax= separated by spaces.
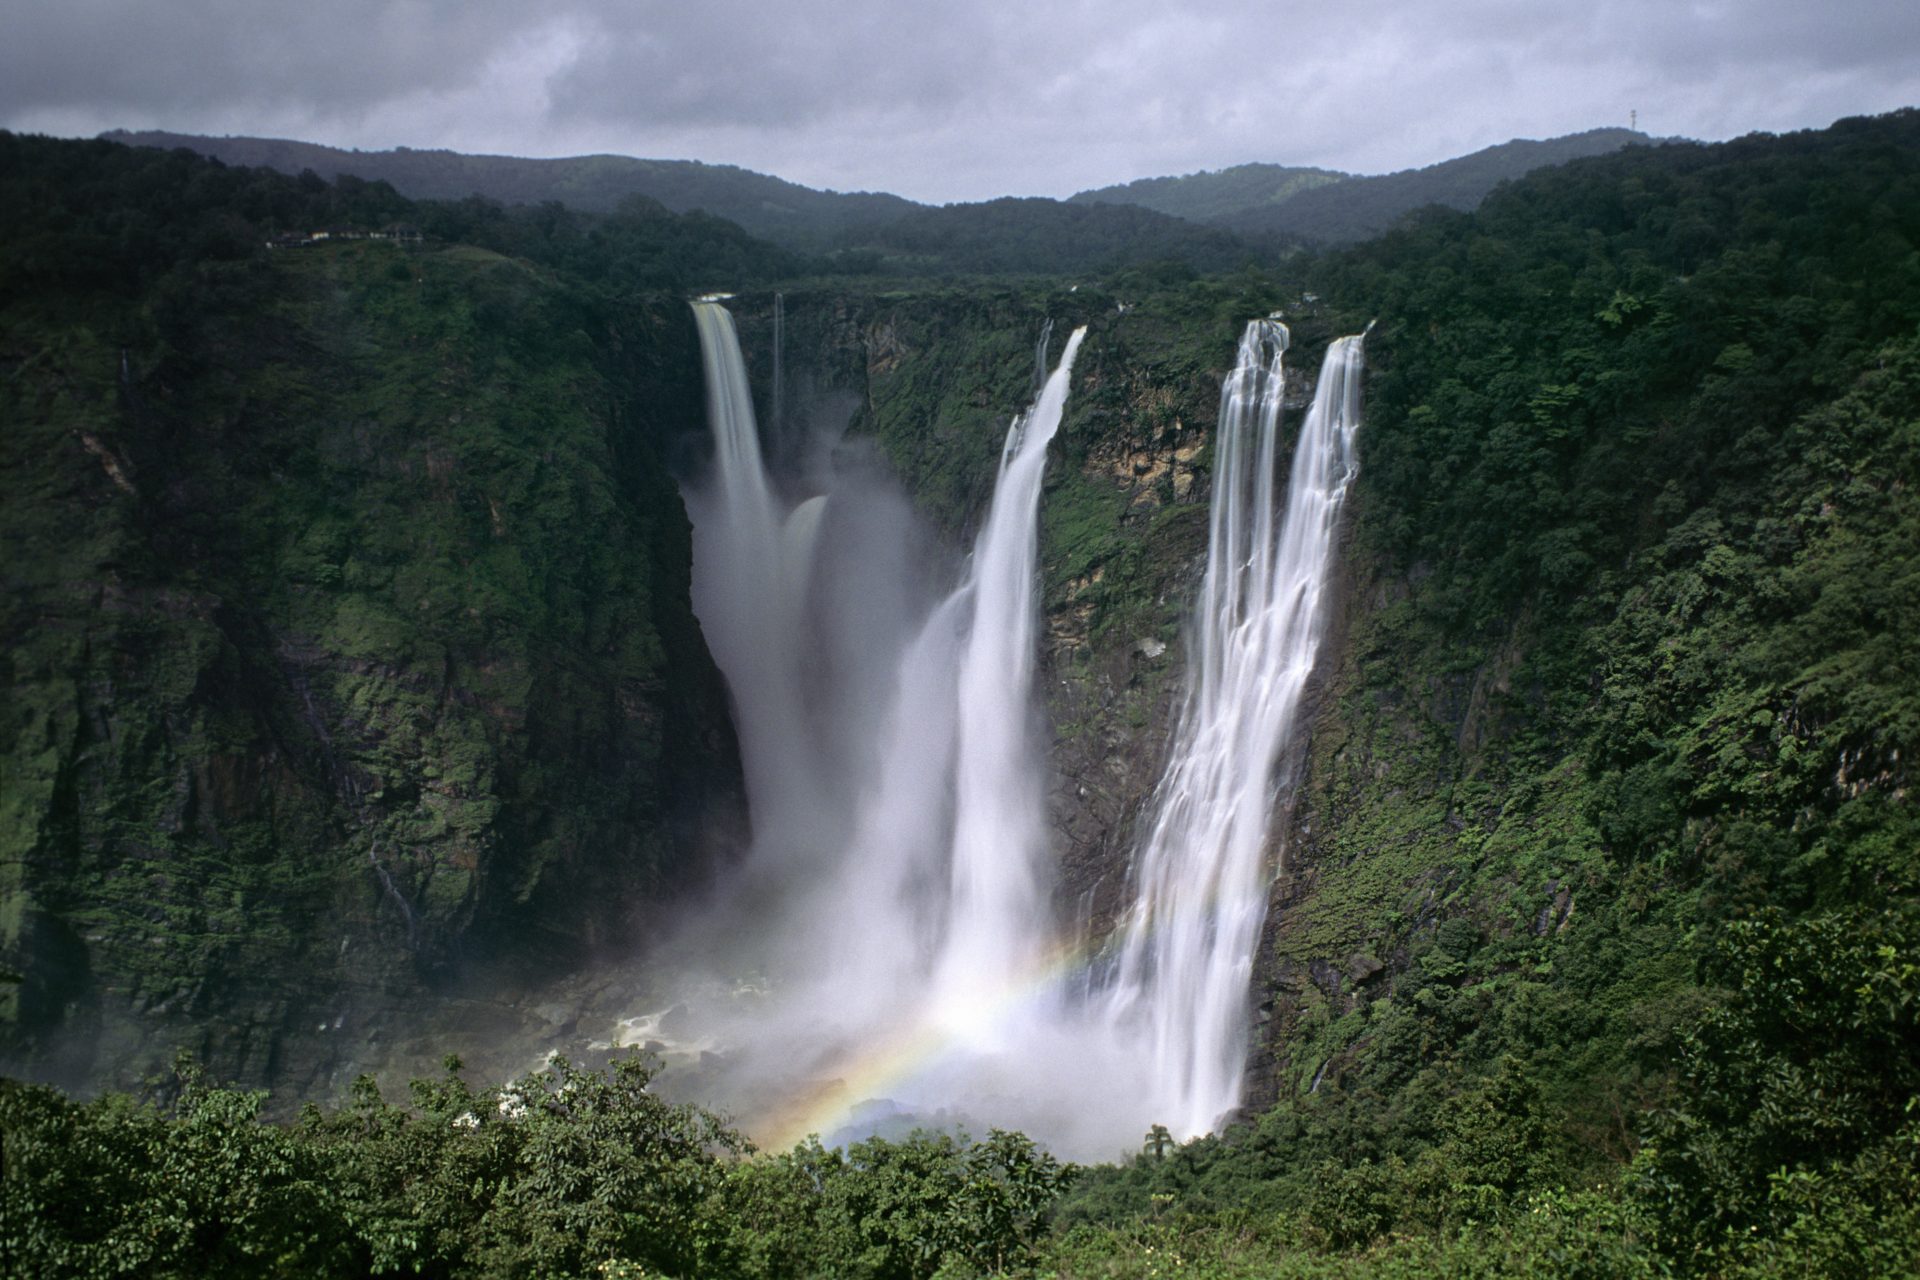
xmin=103 ymin=125 xmax=1665 ymax=264
xmin=100 ymin=129 xmax=919 ymax=248
xmin=1216 ymin=128 xmax=1656 ymax=242
xmin=1069 ymin=162 xmax=1348 ymax=223
xmin=1069 ymin=129 xmax=1656 ymax=244
xmin=98 ymin=129 xmax=1262 ymax=275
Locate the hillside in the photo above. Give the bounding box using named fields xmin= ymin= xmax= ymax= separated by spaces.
xmin=1069 ymin=161 xmax=1347 ymax=222
xmin=101 ymin=128 xmax=919 ymax=248
xmin=1210 ymin=127 xmax=1652 ymax=242
xmin=0 ymin=133 xmax=746 ymax=1095
xmin=1070 ymin=108 xmax=1920 ymax=1271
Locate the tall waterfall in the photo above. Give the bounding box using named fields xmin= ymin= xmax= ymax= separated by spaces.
xmin=799 ymin=324 xmax=1087 ymax=1045
xmin=686 ymin=301 xmax=824 ymax=854
xmin=771 ymin=291 xmax=785 ymax=436
xmin=679 ymin=296 xmax=1364 ymax=1158
xmin=681 ymin=299 xmax=1088 ymax=1117
xmin=930 ymin=325 xmax=1086 ymax=1034
xmin=1102 ymin=323 xmax=1368 ymax=1138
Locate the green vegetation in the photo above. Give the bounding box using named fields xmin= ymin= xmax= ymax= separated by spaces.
xmin=0 ymin=1053 xmax=1069 ymax=1280
xmin=1195 ymin=107 xmax=1920 ymax=1274
xmin=837 ymin=197 xmax=1261 ymax=279
xmin=1 ymin=132 xmax=742 ymax=1087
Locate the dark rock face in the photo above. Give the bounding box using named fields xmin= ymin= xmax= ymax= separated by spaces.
xmin=1 ymin=242 xmax=743 ymax=1097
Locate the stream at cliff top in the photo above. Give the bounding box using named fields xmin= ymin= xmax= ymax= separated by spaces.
xmin=651 ymin=299 xmax=1365 ymax=1160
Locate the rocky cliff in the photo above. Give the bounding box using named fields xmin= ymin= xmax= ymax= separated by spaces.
xmin=1 ymin=230 xmax=744 ymax=1097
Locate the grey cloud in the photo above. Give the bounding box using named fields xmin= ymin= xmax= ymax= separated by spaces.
xmin=2 ymin=0 xmax=1914 ymax=203
xmin=1 ymin=0 xmax=537 ymax=116
xmin=545 ymin=0 xmax=1005 ymax=129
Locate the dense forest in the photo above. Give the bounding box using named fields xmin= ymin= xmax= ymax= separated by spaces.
xmin=5 ymin=111 xmax=1920 ymax=1277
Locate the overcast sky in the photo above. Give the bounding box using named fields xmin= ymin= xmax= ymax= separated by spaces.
xmin=5 ymin=0 xmax=1916 ymax=204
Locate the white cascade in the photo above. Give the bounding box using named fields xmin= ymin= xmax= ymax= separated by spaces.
xmin=686 ymin=301 xmax=822 ymax=850
xmin=927 ymin=325 xmax=1087 ymax=1037
xmin=1103 ymin=323 xmax=1367 ymax=1138
xmin=684 ymin=300 xmax=1085 ymax=1056
xmin=783 ymin=324 xmax=1084 ymax=1061
xmin=771 ymin=291 xmax=786 ymax=436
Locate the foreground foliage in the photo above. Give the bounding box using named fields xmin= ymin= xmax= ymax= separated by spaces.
xmin=0 ymin=1053 xmax=1070 ymax=1280
xmin=6 ymin=962 xmax=1914 ymax=1279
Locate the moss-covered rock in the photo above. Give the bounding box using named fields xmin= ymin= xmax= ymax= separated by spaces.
xmin=1 ymin=236 xmax=741 ymax=1096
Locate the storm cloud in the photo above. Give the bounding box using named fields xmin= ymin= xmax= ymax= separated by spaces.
xmin=4 ymin=0 xmax=1915 ymax=202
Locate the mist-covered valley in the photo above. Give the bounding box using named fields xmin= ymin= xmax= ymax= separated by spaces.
xmin=4 ymin=106 xmax=1920 ymax=1278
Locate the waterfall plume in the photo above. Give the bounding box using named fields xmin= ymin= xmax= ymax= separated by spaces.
xmin=675 ymin=301 xmax=1090 ymax=1140
xmin=1101 ymin=323 xmax=1367 ymax=1138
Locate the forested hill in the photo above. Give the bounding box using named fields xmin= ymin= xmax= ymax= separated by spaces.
xmin=1068 ymin=161 xmax=1347 ymax=222
xmin=1218 ymin=126 xmax=1653 ymax=241
xmin=0 ymin=131 xmax=753 ymax=1096
xmin=101 ymin=128 xmax=920 ymax=248
xmin=1197 ymin=105 xmax=1920 ymax=1270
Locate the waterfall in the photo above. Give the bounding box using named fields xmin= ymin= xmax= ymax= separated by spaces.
xmin=686 ymin=300 xmax=822 ymax=854
xmin=680 ymin=295 xmax=1364 ymax=1158
xmin=806 ymin=324 xmax=1088 ymax=1045
xmin=682 ymin=299 xmax=1086 ymax=1079
xmin=929 ymin=325 xmax=1086 ymax=1036
xmin=772 ymin=291 xmax=786 ymax=436
xmin=1103 ymin=323 xmax=1367 ymax=1138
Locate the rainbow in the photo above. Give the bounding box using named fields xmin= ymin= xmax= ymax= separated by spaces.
xmin=749 ymin=928 xmax=1117 ymax=1153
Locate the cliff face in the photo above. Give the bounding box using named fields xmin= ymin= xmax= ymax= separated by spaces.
xmin=1239 ymin=116 xmax=1920 ymax=1141
xmin=1 ymin=239 xmax=743 ymax=1096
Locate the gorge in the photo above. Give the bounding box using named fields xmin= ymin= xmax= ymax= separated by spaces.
xmin=4 ymin=113 xmax=1919 ymax=1276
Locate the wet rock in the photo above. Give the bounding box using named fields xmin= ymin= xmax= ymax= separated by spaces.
xmin=1343 ymin=952 xmax=1385 ymax=984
